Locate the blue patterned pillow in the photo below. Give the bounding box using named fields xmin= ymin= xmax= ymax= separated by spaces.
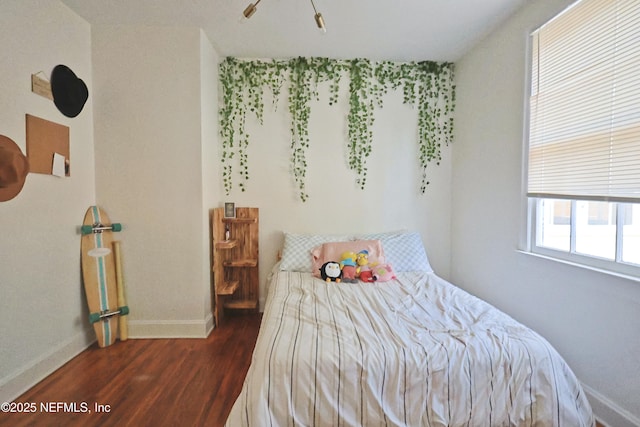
xmin=279 ymin=233 xmax=351 ymax=272
xmin=355 ymin=231 xmax=433 ymax=272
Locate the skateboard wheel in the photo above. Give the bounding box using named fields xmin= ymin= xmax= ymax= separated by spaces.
xmin=88 ymin=312 xmax=101 ymax=324
xmin=119 ymin=305 xmax=129 ymax=316
xmin=112 ymin=223 xmax=122 ymax=232
xmin=81 ymin=225 xmax=93 ymax=235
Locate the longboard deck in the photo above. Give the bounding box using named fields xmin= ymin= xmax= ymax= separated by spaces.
xmin=81 ymin=206 xmax=119 ymax=347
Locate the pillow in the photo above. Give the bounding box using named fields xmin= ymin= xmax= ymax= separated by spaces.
xmin=311 ymin=240 xmax=385 ymax=277
xmin=355 ymin=231 xmax=433 ymax=272
xmin=279 ymin=233 xmax=351 ymax=272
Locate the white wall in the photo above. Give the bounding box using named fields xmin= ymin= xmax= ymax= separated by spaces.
xmin=90 ymin=24 xmax=454 ymax=320
xmin=0 ymin=0 xmax=96 ymax=402
xmin=219 ymin=79 xmax=453 ymax=307
xmin=452 ymin=1 xmax=640 ymax=425
xmin=201 ymin=31 xmax=220 ymax=321
xmin=1 ymin=5 xmax=222 ymax=401
xmin=92 ymin=25 xmax=216 ymax=338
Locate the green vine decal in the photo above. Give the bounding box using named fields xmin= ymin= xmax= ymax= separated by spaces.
xmin=218 ymin=57 xmax=455 ymax=201
xmin=219 ymin=58 xmax=239 ymax=194
xmin=347 ymin=59 xmax=375 ymax=189
xmin=219 ymin=58 xmax=263 ymax=193
xmin=288 ymin=57 xmax=313 ymax=202
xmin=413 ymin=61 xmax=455 ymax=192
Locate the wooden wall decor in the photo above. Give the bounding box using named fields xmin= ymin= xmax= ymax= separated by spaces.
xmin=31 ymin=72 xmax=53 ymax=100
xmin=25 ymin=114 xmax=70 ymax=176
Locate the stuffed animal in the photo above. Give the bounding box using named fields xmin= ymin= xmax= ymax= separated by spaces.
xmin=372 ymin=263 xmax=396 ymax=282
xmin=356 ymin=249 xmax=376 ymax=282
xmin=320 ymin=261 xmax=342 ymax=282
xmin=339 ymin=251 xmax=358 ymax=283
xmin=359 ymin=269 xmax=376 ymax=282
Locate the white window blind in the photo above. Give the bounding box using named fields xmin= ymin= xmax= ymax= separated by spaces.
xmin=527 ymin=0 xmax=640 ymax=202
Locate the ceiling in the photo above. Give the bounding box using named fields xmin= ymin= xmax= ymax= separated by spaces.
xmin=60 ymin=0 xmax=527 ymax=62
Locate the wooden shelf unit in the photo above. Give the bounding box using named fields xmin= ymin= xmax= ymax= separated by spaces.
xmin=211 ymin=207 xmax=259 ymax=326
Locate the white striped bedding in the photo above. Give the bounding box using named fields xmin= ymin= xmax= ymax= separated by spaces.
xmin=226 ymin=270 xmax=594 ymax=426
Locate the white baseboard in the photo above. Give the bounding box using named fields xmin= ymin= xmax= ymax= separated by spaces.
xmin=583 ymin=383 xmax=640 ymax=427
xmin=205 ymin=312 xmax=215 ymax=336
xmin=127 ymin=318 xmax=212 ymax=338
xmin=0 ymin=328 xmax=95 ymax=403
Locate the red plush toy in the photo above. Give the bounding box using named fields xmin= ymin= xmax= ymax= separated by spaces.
xmin=359 ymin=270 xmax=375 ymax=282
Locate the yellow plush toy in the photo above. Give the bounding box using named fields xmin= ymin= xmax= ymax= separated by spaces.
xmin=356 ymin=250 xmax=377 ymax=282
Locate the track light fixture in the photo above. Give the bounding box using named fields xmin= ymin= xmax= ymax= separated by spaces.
xmin=242 ymin=0 xmax=261 ymax=19
xmin=241 ymin=0 xmax=327 ymax=33
xmin=310 ymin=0 xmax=326 ymax=33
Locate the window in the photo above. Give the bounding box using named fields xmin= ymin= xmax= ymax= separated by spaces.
xmin=526 ymin=0 xmax=640 ymax=277
xmin=535 ymin=199 xmax=640 ymax=271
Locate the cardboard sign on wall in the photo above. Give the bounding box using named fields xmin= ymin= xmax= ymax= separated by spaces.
xmin=25 ymin=114 xmax=70 ymax=176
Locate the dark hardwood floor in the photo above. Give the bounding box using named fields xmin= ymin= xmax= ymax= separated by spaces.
xmin=0 ymin=313 xmax=262 ymax=427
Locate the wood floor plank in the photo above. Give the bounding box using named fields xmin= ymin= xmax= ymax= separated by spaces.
xmin=0 ymin=313 xmax=261 ymax=427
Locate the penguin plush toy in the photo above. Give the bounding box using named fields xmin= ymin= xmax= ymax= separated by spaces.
xmin=320 ymin=261 xmax=342 ymax=283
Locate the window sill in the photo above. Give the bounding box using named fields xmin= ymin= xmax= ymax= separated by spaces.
xmin=516 ymin=249 xmax=640 ymax=284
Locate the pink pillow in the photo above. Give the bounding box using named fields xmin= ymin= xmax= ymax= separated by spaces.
xmin=311 ymin=240 xmax=385 ymax=277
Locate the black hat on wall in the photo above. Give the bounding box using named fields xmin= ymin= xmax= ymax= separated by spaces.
xmin=51 ymin=64 xmax=88 ymax=118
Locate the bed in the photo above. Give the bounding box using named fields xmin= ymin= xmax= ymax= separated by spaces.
xmin=225 ymin=231 xmax=594 ymax=426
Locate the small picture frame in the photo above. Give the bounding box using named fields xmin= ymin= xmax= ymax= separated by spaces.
xmin=224 ymin=202 xmax=236 ymax=218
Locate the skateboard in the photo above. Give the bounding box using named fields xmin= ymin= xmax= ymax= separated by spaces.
xmin=81 ymin=206 xmax=129 ymax=347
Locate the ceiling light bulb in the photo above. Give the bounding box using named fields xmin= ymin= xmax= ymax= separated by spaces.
xmin=314 ymin=13 xmax=326 ymax=33
xmin=243 ymin=3 xmax=257 ymax=18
